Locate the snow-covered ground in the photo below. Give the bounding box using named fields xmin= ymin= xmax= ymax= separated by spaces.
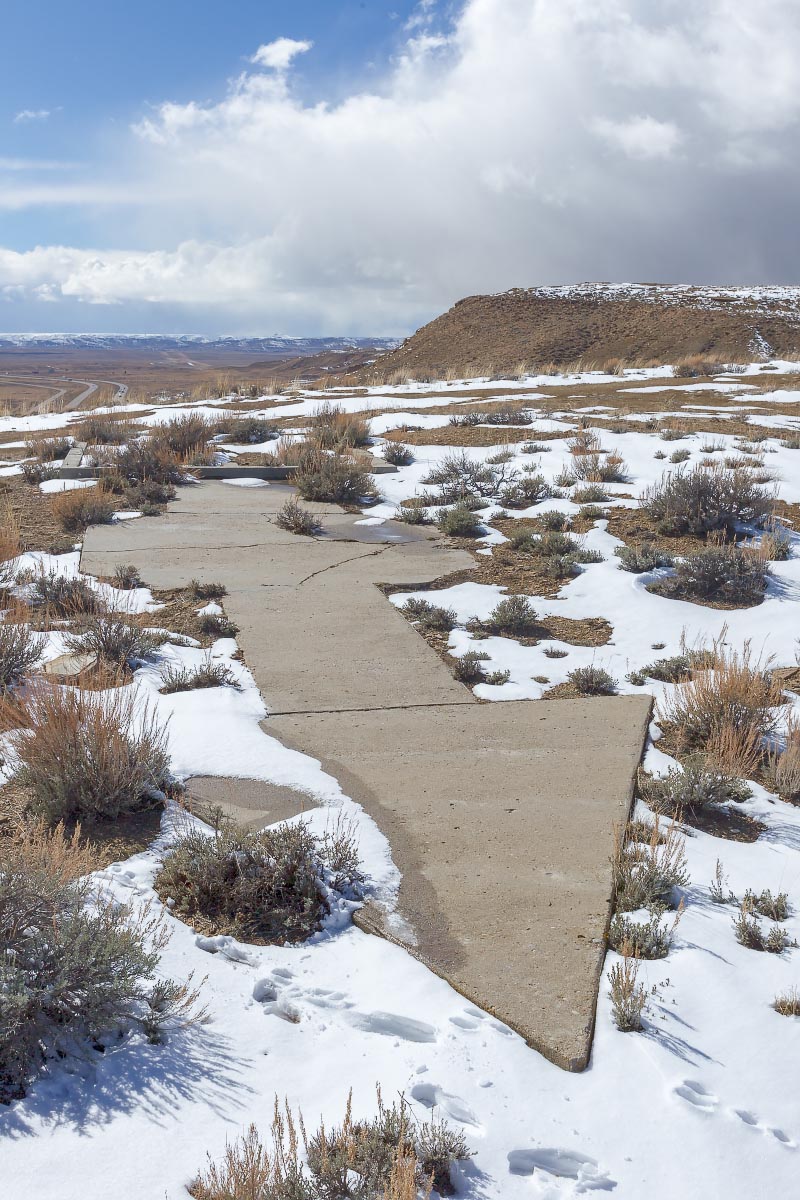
xmin=3 ymin=363 xmax=800 ymax=1199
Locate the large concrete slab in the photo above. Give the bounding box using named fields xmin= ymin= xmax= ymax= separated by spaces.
xmin=271 ymin=700 xmax=651 ymax=1071
xmin=80 ymin=480 xmax=651 ymax=1070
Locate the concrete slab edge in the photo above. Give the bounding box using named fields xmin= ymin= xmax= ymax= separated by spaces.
xmin=354 ymin=695 xmax=653 ymax=1073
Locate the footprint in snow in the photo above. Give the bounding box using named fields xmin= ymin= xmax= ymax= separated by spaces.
xmin=346 ymin=1011 xmax=437 ymax=1043
xmin=673 ymin=1080 xmax=718 ymax=1113
xmin=733 ymin=1110 xmax=796 ymax=1149
xmin=508 ymin=1148 xmax=616 ymax=1192
xmin=252 ymin=978 xmax=300 ymax=1024
xmin=410 ymin=1082 xmax=482 ymax=1129
xmin=449 ymin=1006 xmax=486 ymax=1031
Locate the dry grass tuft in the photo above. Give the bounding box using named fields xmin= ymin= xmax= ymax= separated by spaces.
xmin=190 ymin=1088 xmax=469 ymax=1200
xmin=661 ymin=640 xmax=785 ymax=757
xmin=50 ymin=487 xmax=116 ymax=533
xmin=774 ymin=987 xmax=800 ymax=1017
xmin=607 ymin=945 xmax=648 ymax=1032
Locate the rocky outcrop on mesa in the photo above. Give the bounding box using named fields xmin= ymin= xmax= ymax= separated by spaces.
xmin=364 ymin=284 xmax=800 ymax=378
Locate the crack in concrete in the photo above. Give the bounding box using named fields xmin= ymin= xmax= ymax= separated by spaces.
xmin=294 ymin=543 xmax=393 ymax=586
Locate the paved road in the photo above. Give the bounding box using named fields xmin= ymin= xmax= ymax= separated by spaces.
xmin=0 ymin=374 xmax=127 ymax=415
xmin=81 ymin=481 xmax=650 ymax=1072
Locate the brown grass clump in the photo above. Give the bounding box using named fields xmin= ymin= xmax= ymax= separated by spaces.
xmin=190 ymin=1089 xmax=469 ymax=1200
xmin=309 ymin=401 xmax=371 ymax=451
xmin=51 ymin=487 xmax=116 ymax=533
xmin=765 ymin=719 xmax=800 ymax=802
xmin=774 ymin=987 xmax=800 ymax=1017
xmin=295 ymin=448 xmax=378 ymax=506
xmin=661 ymin=641 xmax=785 ymax=757
xmin=10 ymin=683 xmax=171 ymax=824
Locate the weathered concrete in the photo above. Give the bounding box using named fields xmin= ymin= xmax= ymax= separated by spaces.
xmin=81 ymin=481 xmax=651 ymax=1070
xmin=272 ymin=700 xmax=651 ymax=1071
xmin=186 ymin=776 xmax=312 ymax=831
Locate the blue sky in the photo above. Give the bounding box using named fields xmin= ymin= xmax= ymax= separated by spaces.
xmin=1 ymin=0 xmax=421 ymax=249
xmin=1 ymin=1 xmax=798 ymax=336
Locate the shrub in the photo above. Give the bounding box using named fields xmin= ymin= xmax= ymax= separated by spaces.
xmin=11 ymin=685 xmax=171 ymax=824
xmin=452 ymin=649 xmax=489 ymax=683
xmin=400 ymin=597 xmax=457 ymax=632
xmin=567 ymin=665 xmax=617 ymax=695
xmin=154 ymin=819 xmax=357 ymax=944
xmin=0 ymin=623 xmax=45 ymax=689
xmin=150 ymin=413 xmax=215 ymax=460
xmin=113 ymin=440 xmax=185 ymax=486
xmin=295 ymin=450 xmax=378 ymax=506
xmin=641 ymin=465 xmax=773 ymax=536
xmin=631 ymin=654 xmax=692 ymax=684
xmin=160 ymin=656 xmax=240 ymax=694
xmin=765 ymin=736 xmax=800 ymax=802
xmin=394 ymin=500 xmax=431 ymax=525
xmin=649 ymin=543 xmax=769 ymax=607
xmin=579 ymin=504 xmax=606 ymax=520
xmin=638 ymin=760 xmax=751 ymax=819
xmin=29 ymin=569 xmax=103 ymax=616
xmin=757 ymin=525 xmax=792 ymax=561
xmin=482 ymin=594 xmax=538 ymax=636
xmin=0 ymin=822 xmax=194 ymax=1103
xmin=188 ymin=579 xmax=227 ymax=601
xmin=572 ymin=484 xmax=607 ymax=504
xmin=774 ymin=988 xmax=800 ymax=1016
xmin=436 ymin=503 xmax=484 ymax=537
xmin=309 ymin=402 xmax=371 ymax=450
xmin=571 ymin=451 xmax=627 ymax=483
xmin=198 ymin=613 xmax=239 ymax=638
xmin=383 ymin=442 xmax=414 ymax=466
xmin=65 ymin=614 xmax=164 ymax=668
xmin=423 ymin=449 xmax=503 ymax=501
xmin=608 ymin=910 xmax=679 ymax=959
xmin=733 ymin=906 xmax=792 ymax=953
xmin=113 ymin=564 xmax=143 ymax=590
xmin=537 ymin=511 xmax=569 ymax=531
xmin=613 ymin=818 xmax=688 ymax=912
xmin=79 ymin=415 xmax=135 ymax=444
xmin=51 ymin=488 xmax=116 ymax=533
xmin=615 ymin=543 xmax=675 ymax=573
xmin=607 ymin=950 xmax=648 ymax=1032
xmin=22 ymin=461 xmax=58 ymax=485
xmin=275 ymin=497 xmax=323 ymax=536
xmin=190 ymin=1090 xmax=470 ymax=1200
xmin=498 ymin=473 xmax=550 ymax=508
xmin=521 ymin=441 xmax=550 ymax=454
xmin=25 ymin=436 xmax=72 ymax=461
xmin=743 ymin=888 xmax=789 ymax=922
xmin=661 ymin=642 xmax=784 ymax=752
xmin=216 ymin=417 xmax=277 ymax=445
xmin=669 ymin=449 xmax=691 ymax=464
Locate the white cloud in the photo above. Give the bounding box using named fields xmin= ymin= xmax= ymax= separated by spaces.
xmin=1 ymin=0 xmax=800 ymax=332
xmin=13 ymin=109 xmax=53 ymax=124
xmin=249 ymin=38 xmax=312 ymax=72
xmin=593 ymin=116 xmax=683 ymax=161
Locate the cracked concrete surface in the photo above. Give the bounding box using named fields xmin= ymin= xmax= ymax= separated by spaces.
xmin=81 ymin=480 xmax=651 ymax=1071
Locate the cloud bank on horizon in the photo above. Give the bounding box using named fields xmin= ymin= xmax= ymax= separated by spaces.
xmin=1 ymin=0 xmax=799 ymax=335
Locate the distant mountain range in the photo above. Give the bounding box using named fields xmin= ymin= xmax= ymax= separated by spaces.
xmin=0 ymin=333 xmax=400 ymax=354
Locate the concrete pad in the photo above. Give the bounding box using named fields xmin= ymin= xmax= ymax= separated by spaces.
xmin=186 ymin=775 xmax=314 ymax=831
xmin=80 ymin=480 xmax=652 ymax=1070
xmin=270 ymin=696 xmax=652 ymax=1071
